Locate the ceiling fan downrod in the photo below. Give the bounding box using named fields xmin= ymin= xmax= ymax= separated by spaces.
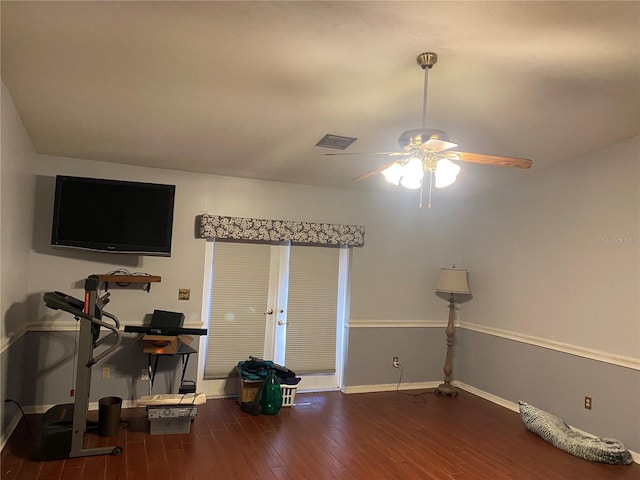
xmin=417 ymin=52 xmax=437 ymax=129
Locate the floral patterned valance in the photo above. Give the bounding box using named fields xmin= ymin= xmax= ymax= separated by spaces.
xmin=198 ymin=215 xmax=365 ymax=247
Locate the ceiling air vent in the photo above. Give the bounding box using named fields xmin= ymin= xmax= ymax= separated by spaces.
xmin=315 ymin=134 xmax=357 ymax=150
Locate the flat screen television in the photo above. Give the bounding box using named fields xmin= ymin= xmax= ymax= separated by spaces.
xmin=51 ymin=176 xmax=176 ymax=256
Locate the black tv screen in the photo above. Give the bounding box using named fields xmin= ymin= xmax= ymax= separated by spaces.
xmin=51 ymin=176 xmax=175 ymax=256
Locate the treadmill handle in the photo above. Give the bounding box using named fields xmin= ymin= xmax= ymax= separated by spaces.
xmin=87 ymin=314 xmax=122 ymax=367
xmin=93 ymin=310 xmax=120 ymax=348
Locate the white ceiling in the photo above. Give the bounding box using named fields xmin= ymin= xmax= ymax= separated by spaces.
xmin=2 ymin=1 xmax=639 ymax=198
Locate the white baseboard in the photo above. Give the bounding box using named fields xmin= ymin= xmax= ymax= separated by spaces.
xmin=341 ymin=381 xmax=439 ymax=394
xmin=0 ymin=410 xmax=23 ymax=452
xmin=452 ymin=381 xmax=520 ymax=412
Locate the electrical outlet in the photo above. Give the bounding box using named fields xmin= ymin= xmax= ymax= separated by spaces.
xmin=584 ymin=396 xmax=592 ymax=410
xmin=140 ymin=369 xmax=149 ymax=381
xmin=392 ymin=356 xmax=399 ymax=368
xmin=102 ymin=367 xmax=110 ymax=379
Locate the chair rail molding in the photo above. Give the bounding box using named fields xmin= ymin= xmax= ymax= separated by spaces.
xmin=347 ymin=319 xmax=445 ymax=328
xmin=457 ymin=322 xmax=640 ymax=371
xmin=344 ymin=319 xmax=639 ymax=370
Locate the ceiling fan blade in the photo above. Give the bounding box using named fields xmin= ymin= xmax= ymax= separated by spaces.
xmin=444 ymin=151 xmax=532 ymax=169
xmin=353 ymin=159 xmax=400 ymax=181
xmin=325 ymin=151 xmax=409 ymax=157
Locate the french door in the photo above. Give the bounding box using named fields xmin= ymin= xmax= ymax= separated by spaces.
xmin=197 ymin=240 xmax=349 ymax=397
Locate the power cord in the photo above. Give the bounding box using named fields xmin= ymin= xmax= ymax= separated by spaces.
xmin=105 ymin=268 xmax=152 ymax=289
xmin=108 ymin=268 xmax=132 ymax=287
xmin=394 ymin=363 xmax=434 ymax=404
xmin=4 ymin=398 xmax=35 ymax=436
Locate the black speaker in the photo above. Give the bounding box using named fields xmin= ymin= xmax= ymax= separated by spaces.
xmin=150 ymin=310 xmax=185 ymax=330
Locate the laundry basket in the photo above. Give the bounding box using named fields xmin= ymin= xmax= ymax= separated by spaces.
xmin=280 ymin=384 xmax=298 ymax=407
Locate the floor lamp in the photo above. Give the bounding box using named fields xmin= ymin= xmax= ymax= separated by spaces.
xmin=435 ymin=266 xmax=471 ymax=397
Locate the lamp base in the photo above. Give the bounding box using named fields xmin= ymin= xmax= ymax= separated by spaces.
xmin=435 ymin=383 xmax=458 ymax=397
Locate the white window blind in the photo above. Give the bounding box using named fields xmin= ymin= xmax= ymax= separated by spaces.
xmin=285 ymin=246 xmax=339 ymax=374
xmin=204 ymin=242 xmax=271 ymax=379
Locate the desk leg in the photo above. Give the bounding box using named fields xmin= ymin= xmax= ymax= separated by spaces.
xmin=180 ymin=353 xmax=190 ymax=386
xmin=147 ymin=354 xmax=160 ymax=395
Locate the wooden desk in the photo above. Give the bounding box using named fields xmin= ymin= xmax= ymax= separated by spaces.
xmin=147 ymin=342 xmax=196 ymax=395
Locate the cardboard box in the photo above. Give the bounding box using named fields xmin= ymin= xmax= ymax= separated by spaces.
xmin=236 ymin=367 xmax=263 ymax=404
xmin=147 ymin=405 xmax=198 ymax=435
xmin=238 ymin=377 xmax=264 ymax=405
xmin=148 ymin=417 xmax=192 ymax=435
xmin=142 ymin=334 xmax=179 ymax=355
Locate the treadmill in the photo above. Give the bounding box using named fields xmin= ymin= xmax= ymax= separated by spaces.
xmin=35 ymin=275 xmax=123 ymax=460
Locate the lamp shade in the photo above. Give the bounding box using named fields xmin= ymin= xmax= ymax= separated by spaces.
xmin=436 ymin=268 xmax=471 ymax=294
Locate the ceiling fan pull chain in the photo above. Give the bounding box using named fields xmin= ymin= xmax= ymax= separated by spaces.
xmin=428 ymin=170 xmax=433 ymax=209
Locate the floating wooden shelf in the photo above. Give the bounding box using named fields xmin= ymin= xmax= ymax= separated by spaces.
xmin=97 ymin=275 xmax=161 ymax=292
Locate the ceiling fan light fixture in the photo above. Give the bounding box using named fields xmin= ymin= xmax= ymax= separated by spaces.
xmin=328 ymin=51 xmax=532 ymax=208
xmin=399 ymin=157 xmax=425 ymax=189
xmin=381 ymin=162 xmax=403 ymax=185
xmin=400 ymin=176 xmax=423 ymax=190
xmin=434 ymin=158 xmax=460 ymax=188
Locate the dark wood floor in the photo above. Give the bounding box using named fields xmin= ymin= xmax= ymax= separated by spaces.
xmin=2 ymin=389 xmax=638 ymax=479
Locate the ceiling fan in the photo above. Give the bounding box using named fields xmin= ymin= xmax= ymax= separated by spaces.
xmin=326 ymin=52 xmax=532 ymax=208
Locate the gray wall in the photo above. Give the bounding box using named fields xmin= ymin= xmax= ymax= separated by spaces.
xmin=462 ymin=136 xmax=638 ymax=356
xmin=8 ymin=331 xmax=197 ymax=408
xmin=1 ymin=81 xmax=36 ymax=440
xmin=460 ymin=135 xmax=640 ymax=453
xmin=344 ymin=326 xmax=446 ymax=388
xmin=457 ymin=329 xmax=639 ymax=452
